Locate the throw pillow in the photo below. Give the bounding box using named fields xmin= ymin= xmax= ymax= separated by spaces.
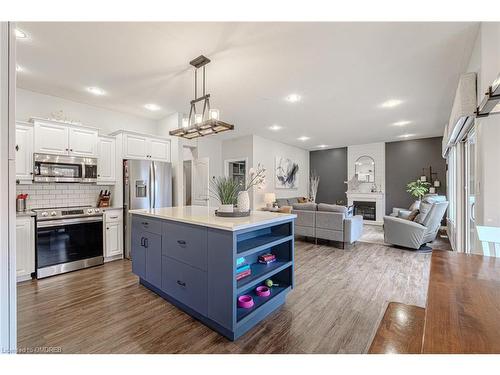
xmin=414 ymin=202 xmax=432 ymax=224
xmin=298 ymin=197 xmax=308 ymax=203
xmin=317 ymin=203 xmax=348 ymax=214
xmin=407 ymin=209 xmax=419 ymax=221
xmin=409 ymin=200 xmax=421 ymax=211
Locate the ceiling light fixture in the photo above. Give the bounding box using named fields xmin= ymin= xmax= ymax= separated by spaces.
xmin=170 ymin=55 xmax=233 ymax=139
xmin=393 ymin=120 xmax=411 ymax=126
xmin=286 ymin=93 xmax=302 ymax=103
xmin=398 ymin=133 xmax=416 ymax=138
xmin=316 ymin=144 xmax=328 ymax=148
xmin=144 ymin=103 xmax=161 ymax=111
xmin=380 ymin=99 xmax=403 ymax=108
xmin=86 ymin=86 xmax=106 ymax=96
xmin=14 ymin=28 xmax=28 ymax=39
xmin=298 ymin=136 xmax=310 ymax=141
xmin=269 ymin=124 xmax=282 ymax=131
xmin=16 ymin=64 xmax=23 ymax=72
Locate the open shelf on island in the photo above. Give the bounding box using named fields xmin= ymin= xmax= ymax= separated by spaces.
xmin=237 ymin=285 xmax=291 ymax=323
xmin=236 ymin=266 xmax=292 ymax=324
xmin=237 ymin=261 xmax=292 ymax=291
xmin=236 ymin=222 xmax=293 ymax=255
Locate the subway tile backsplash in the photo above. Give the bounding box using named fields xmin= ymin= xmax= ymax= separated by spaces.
xmin=16 ymin=183 xmax=112 ymax=209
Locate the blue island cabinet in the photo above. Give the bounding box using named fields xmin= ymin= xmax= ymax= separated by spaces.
xmin=130 ymin=212 xmax=295 ymax=340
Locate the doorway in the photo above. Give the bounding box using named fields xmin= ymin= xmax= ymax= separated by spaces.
xmin=224 ymin=158 xmax=247 ymax=191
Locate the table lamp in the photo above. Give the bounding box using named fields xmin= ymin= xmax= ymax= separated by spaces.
xmin=264 ymin=193 xmax=276 ymax=209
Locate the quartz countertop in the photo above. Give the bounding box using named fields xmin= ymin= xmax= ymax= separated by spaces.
xmin=129 ymin=205 xmax=296 ymax=231
xmin=16 ymin=210 xmax=36 ymax=218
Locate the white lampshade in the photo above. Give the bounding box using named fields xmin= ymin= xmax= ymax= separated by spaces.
xmin=420 ymin=175 xmax=427 ymax=182
xmin=209 ymin=108 xmax=220 ymax=121
xmin=429 ymin=187 xmax=436 ymax=194
xmin=264 ymin=193 xmax=276 ymax=204
xmin=434 ymin=180 xmax=440 ymax=187
xmin=194 ymin=113 xmax=203 ymax=124
xmin=182 ymin=117 xmax=189 ymax=128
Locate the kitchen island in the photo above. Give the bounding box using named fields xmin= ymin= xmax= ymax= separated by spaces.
xmin=129 ymin=206 xmax=296 ymax=340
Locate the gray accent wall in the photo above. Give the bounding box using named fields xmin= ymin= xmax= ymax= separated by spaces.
xmin=385 ymin=137 xmax=446 ymax=214
xmin=310 ymin=147 xmax=348 ymax=204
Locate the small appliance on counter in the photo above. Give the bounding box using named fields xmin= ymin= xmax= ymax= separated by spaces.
xmin=16 ymin=193 xmax=28 ymax=212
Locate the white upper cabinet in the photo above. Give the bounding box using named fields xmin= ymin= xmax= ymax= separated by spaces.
xmin=68 ymin=127 xmax=98 ymax=157
xmin=97 ymin=136 xmax=116 ymax=184
xmin=15 ymin=122 xmax=34 ymax=183
xmin=120 ymin=132 xmax=170 ymax=162
xmin=33 ymin=119 xmax=98 ymax=157
xmin=148 ymin=138 xmax=170 ymax=161
xmin=124 ymin=133 xmax=148 ymax=159
xmin=34 ymin=120 xmax=70 ymax=155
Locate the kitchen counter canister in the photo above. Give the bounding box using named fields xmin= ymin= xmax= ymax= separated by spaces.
xmin=129 ymin=205 xmax=296 ymax=340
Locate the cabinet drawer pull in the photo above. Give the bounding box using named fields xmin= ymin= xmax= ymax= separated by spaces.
xmin=140 ymin=237 xmax=145 ymax=246
xmin=142 ymin=222 xmax=149 ymax=226
xmin=109 ymin=216 xmax=118 ymax=219
xmin=177 ymin=240 xmax=187 ymax=246
xmin=144 ymin=238 xmax=149 ymax=248
xmin=176 ymin=280 xmax=186 ymax=287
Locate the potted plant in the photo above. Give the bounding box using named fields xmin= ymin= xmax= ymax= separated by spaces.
xmin=237 ymin=163 xmax=266 ymax=212
xmin=210 ymin=176 xmax=240 ymax=213
xmin=406 ymin=179 xmax=431 ymax=210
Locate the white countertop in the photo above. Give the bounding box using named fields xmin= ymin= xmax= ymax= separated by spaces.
xmin=129 ymin=205 xmax=296 ymax=231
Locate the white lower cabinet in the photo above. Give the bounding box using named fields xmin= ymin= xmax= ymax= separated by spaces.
xmin=104 ymin=210 xmax=123 ymax=260
xmin=16 ymin=216 xmax=35 ymax=282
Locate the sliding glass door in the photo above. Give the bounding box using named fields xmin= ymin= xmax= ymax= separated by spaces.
xmin=464 ymin=127 xmax=476 ymax=253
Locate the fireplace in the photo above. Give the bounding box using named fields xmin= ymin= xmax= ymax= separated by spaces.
xmin=353 ymin=201 xmax=376 ymax=221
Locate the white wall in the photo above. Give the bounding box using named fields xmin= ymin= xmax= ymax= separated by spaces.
xmin=16 ymin=88 xmax=158 ymax=135
xmin=469 ymin=23 xmax=500 ymax=233
xmin=252 ymin=135 xmax=309 ymax=209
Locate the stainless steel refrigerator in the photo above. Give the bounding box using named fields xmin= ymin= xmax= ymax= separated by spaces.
xmin=123 ymin=159 xmax=172 ymax=259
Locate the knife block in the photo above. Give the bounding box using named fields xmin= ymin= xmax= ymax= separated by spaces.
xmin=97 ymin=193 xmax=111 ymax=208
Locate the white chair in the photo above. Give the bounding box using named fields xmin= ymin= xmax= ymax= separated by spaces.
xmin=476 ymin=226 xmax=500 ymax=257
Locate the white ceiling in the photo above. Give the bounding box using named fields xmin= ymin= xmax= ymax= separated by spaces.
xmin=16 ymin=22 xmax=479 ymax=149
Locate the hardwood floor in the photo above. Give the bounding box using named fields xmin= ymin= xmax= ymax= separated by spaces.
xmin=17 ymin=239 xmax=434 ymax=354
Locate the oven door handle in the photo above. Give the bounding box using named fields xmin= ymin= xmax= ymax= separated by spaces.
xmin=37 ymin=216 xmax=103 ymax=228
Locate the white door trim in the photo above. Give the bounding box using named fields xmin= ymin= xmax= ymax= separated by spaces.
xmin=0 ymin=22 xmax=16 ymax=354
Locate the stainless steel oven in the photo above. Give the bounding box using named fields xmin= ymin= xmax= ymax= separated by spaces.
xmin=34 ymin=206 xmax=103 ymax=278
xmin=33 ymin=153 xmax=98 ymax=183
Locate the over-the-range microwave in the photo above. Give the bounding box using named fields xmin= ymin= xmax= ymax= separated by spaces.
xmin=33 ymin=153 xmax=98 ymax=183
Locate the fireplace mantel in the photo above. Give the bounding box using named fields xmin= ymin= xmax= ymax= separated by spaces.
xmin=346 ymin=191 xmax=385 ymax=225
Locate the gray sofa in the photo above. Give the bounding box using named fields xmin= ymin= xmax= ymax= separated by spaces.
xmin=291 ymin=202 xmax=363 ymax=248
xmin=384 ymin=195 xmax=448 ymax=249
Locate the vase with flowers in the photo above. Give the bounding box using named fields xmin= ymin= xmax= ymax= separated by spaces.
xmin=237 ymin=163 xmax=266 ymax=212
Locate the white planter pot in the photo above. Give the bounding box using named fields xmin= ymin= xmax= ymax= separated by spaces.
xmin=219 ymin=204 xmax=234 ymax=213
xmin=237 ymin=191 xmax=250 ymax=212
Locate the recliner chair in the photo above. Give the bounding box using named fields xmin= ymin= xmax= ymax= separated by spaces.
xmin=384 ymin=196 xmax=448 ymax=249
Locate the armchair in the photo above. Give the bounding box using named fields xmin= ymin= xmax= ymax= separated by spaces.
xmin=384 ymin=196 xmax=448 ymax=250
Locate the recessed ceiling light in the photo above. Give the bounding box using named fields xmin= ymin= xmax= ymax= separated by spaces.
xmin=144 ymin=103 xmax=161 ymax=111
xmin=15 ymin=28 xmax=28 ymax=39
xmin=286 ymin=94 xmax=302 ymax=103
xmin=398 ymin=133 xmax=416 ymax=138
xmin=269 ymin=124 xmax=282 ymax=131
xmin=86 ymin=87 xmax=106 ymax=96
xmin=298 ymin=136 xmax=310 ymax=141
xmin=393 ymin=120 xmax=411 ymax=126
xmin=380 ymin=99 xmax=403 ymax=108
xmin=316 ymin=144 xmax=329 ymax=148
xmin=16 ymin=64 xmax=23 ymax=72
